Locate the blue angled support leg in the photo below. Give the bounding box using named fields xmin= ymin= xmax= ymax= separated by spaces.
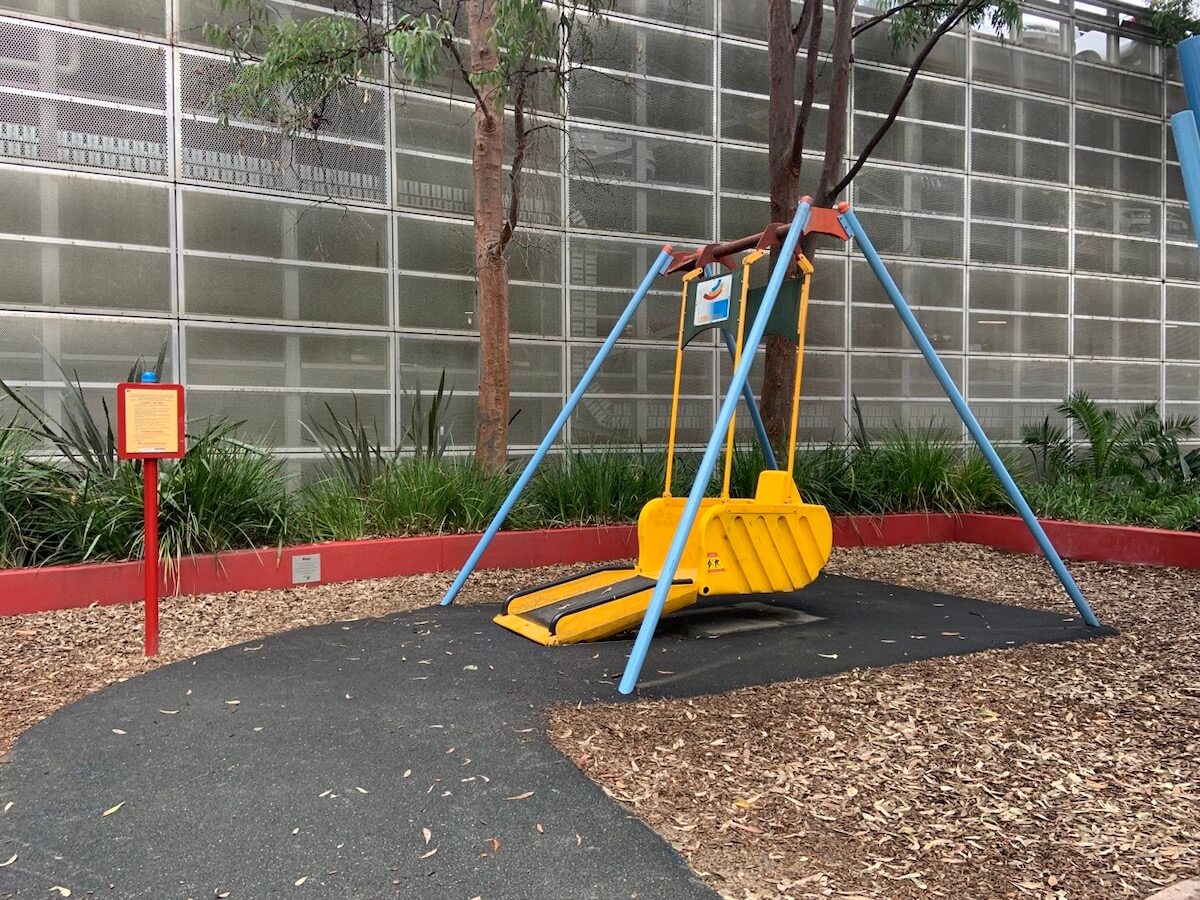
xmin=440 ymin=246 xmax=675 ymax=606
xmin=1173 ymin=39 xmax=1200 ymax=261
xmin=618 ymin=200 xmax=814 ymax=694
xmin=837 ymin=205 xmax=1100 ymax=628
xmin=1170 ymin=111 xmax=1200 ymax=258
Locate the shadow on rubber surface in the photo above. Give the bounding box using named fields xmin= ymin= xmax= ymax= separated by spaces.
xmin=0 ymin=575 xmax=1112 ymax=899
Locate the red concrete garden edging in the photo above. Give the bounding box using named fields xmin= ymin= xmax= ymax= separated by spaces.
xmin=0 ymin=526 xmax=639 ymax=617
xmin=1 ymin=514 xmax=1196 ymax=617
xmin=833 ymin=512 xmax=1200 ymax=569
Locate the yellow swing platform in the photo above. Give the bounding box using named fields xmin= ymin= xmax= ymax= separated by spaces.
xmin=494 ymin=245 xmax=833 ymax=646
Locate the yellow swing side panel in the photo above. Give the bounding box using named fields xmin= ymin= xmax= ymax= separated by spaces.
xmin=696 ymin=471 xmax=832 ymax=597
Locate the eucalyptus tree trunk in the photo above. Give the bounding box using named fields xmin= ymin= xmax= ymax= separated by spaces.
xmin=817 ymin=0 xmax=856 ymax=209
xmin=467 ymin=0 xmax=511 ymax=471
xmin=761 ymin=0 xmax=804 ymax=450
xmin=762 ymin=0 xmax=855 ymax=450
xmin=760 ymin=0 xmax=979 ymax=449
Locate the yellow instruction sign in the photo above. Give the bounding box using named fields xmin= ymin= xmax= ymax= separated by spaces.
xmin=118 ymin=384 xmax=184 ymax=458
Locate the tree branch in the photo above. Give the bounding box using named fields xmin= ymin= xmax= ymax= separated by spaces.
xmin=443 ymin=34 xmax=492 ymax=121
xmin=831 ymin=0 xmax=975 ymax=198
xmin=789 ymin=0 xmax=824 ymax=172
xmin=852 ymin=0 xmax=949 ymax=38
xmin=817 ymin=0 xmax=855 ymax=203
xmin=791 ymin=0 xmax=817 ymax=56
xmin=499 ymin=47 xmax=536 ymax=253
xmin=498 ymin=95 xmax=523 ymax=252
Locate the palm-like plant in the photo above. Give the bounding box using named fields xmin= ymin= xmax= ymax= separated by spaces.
xmin=1022 ymin=391 xmax=1197 ymax=485
xmin=1021 ymin=416 xmax=1072 ymax=481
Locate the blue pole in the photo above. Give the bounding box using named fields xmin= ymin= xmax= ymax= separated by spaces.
xmin=618 ymin=201 xmax=814 ymax=694
xmin=1171 ymin=112 xmax=1200 ymax=253
xmin=440 ymin=245 xmax=674 ymax=606
xmin=1177 ymin=35 xmax=1200 ymax=123
xmin=838 ymin=205 xmax=1100 ymax=628
xmin=720 ymin=330 xmax=779 ymax=470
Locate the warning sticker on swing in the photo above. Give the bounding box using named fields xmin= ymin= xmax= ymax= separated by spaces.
xmin=694 ymin=275 xmax=732 ymax=326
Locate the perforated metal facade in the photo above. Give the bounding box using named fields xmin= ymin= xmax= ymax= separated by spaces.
xmin=0 ymin=0 xmax=1195 ymax=467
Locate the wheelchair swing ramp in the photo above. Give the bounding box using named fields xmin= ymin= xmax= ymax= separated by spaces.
xmin=494 ymin=566 xmax=698 ymax=646
xmin=493 ymin=470 xmax=832 ymax=647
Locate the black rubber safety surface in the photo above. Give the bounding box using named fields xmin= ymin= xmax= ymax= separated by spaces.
xmin=0 ymin=575 xmax=1112 ymax=899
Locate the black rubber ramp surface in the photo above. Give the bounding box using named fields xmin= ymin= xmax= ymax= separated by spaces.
xmin=0 ymin=575 xmax=1112 ymax=899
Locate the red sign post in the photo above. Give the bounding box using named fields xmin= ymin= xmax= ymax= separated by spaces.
xmin=116 ymin=375 xmax=186 ymax=656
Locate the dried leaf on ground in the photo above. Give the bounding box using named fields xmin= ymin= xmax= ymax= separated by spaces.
xmin=549 ymin=545 xmax=1200 ymax=900
xmin=6 ymin=549 xmax=1197 ymax=900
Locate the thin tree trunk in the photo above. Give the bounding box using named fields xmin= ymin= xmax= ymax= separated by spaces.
xmin=761 ymin=0 xmax=855 ymax=453
xmin=767 ymin=0 xmax=800 ymax=225
xmin=761 ymin=0 xmax=804 ymax=450
xmin=817 ymin=0 xmax=856 ymax=208
xmin=467 ymin=0 xmax=510 ymax=471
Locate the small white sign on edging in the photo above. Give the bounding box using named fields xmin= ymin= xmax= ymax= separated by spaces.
xmin=292 ymin=554 xmax=322 ymax=584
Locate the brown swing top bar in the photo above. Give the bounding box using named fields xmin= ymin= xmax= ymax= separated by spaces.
xmin=664 ymin=198 xmax=850 ymax=274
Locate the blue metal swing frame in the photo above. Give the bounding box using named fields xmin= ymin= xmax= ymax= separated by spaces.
xmin=441 ymin=200 xmax=1102 ymax=695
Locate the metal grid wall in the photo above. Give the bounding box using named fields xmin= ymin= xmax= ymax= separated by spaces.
xmin=0 ymin=0 xmax=1195 ymax=470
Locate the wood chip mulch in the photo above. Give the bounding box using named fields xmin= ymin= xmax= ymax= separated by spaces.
xmin=548 ymin=545 xmax=1200 ymax=900
xmin=3 ymin=546 xmax=1197 ymax=899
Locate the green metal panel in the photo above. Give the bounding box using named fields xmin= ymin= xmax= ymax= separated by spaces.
xmin=683 ymin=273 xmax=801 ymax=347
xmin=746 ymin=278 xmax=801 ymax=345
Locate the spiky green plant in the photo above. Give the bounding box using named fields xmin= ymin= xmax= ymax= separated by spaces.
xmin=1023 ymin=392 xmax=1198 ymax=485
xmin=1026 ymin=476 xmax=1199 ymax=531
xmin=525 ymin=448 xmax=668 ymax=526
xmin=155 ymin=422 xmax=293 ymax=562
xmin=946 ymin=449 xmax=1012 ymax=513
xmin=295 ymin=477 xmax=370 ymax=543
xmin=4 ymin=420 xmax=293 ymax=568
xmin=302 ymin=398 xmax=392 ymax=495
xmin=368 ymin=457 xmax=517 ymax=536
xmin=866 ymin=426 xmax=961 ymax=511
xmin=791 ymin=442 xmax=859 ymax=514
xmin=0 ymin=423 xmax=72 ymax=567
xmin=725 ymin=443 xmax=769 ymax=499
xmin=1021 ymin=416 xmax=1072 ymax=482
xmin=849 ymin=392 xmax=871 ymax=451
xmin=401 ymin=370 xmax=454 ymax=461
xmin=0 ymin=344 xmax=164 ymax=477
